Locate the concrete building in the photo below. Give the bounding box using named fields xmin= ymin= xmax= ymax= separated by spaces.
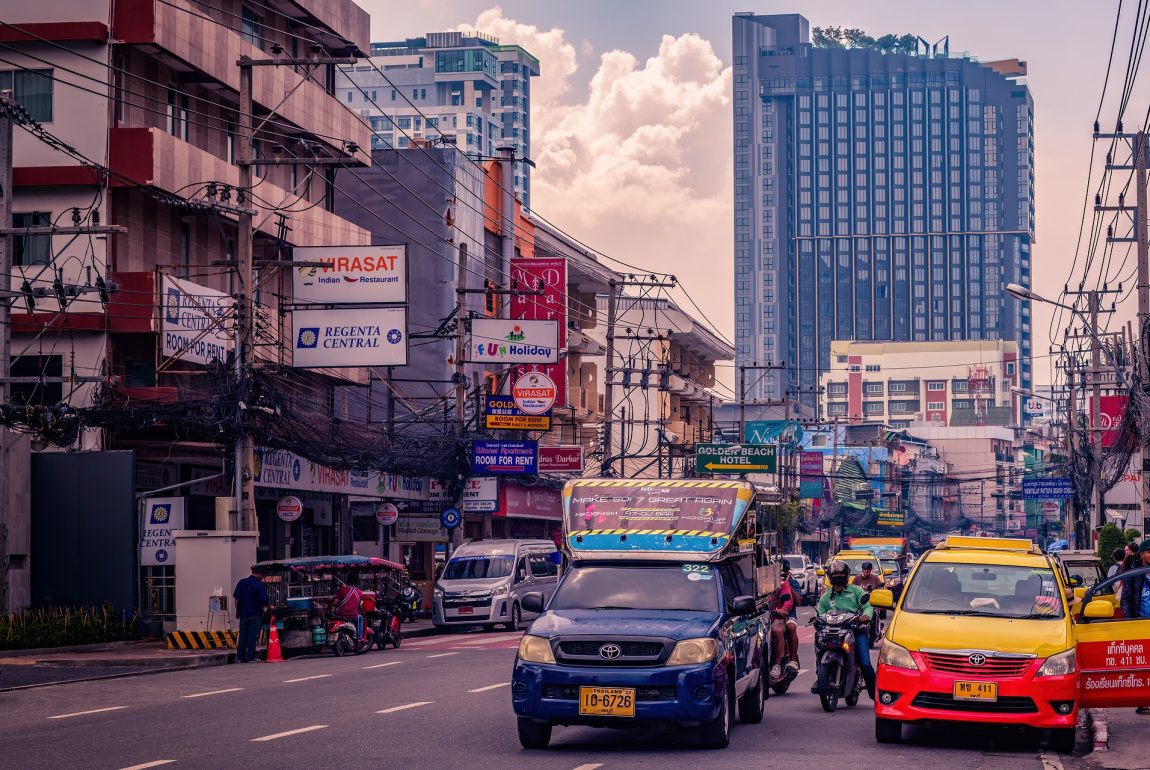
xmin=732 ymin=13 xmax=1035 ymax=405
xmin=590 ymin=295 xmax=734 ymax=478
xmin=337 ymin=31 xmax=539 ymax=205
xmin=819 ymin=339 xmax=1020 ymax=428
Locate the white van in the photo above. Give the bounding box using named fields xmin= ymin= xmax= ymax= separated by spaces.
xmin=432 ymin=539 xmax=559 ymax=631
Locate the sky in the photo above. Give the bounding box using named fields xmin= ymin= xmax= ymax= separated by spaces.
xmin=358 ymin=1 xmax=1135 ymax=390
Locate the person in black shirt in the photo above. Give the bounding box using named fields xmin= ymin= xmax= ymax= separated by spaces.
xmin=233 ymin=570 xmax=269 ymax=663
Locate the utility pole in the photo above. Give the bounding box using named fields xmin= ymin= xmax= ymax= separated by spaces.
xmin=601 ymin=279 xmax=618 ymax=475
xmin=1090 ymin=291 xmax=1104 ymax=539
xmin=234 ymin=58 xmax=256 ymax=532
xmin=737 ymin=361 xmax=786 ymax=442
xmin=0 ymin=92 xmax=12 ymax=612
xmin=1136 ymin=130 xmax=1150 ymax=538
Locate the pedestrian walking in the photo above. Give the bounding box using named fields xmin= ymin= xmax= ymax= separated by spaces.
xmin=1108 ymin=548 xmax=1127 ymax=579
xmin=233 ymin=569 xmax=268 ymax=663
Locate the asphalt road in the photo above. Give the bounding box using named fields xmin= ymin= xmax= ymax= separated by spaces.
xmin=0 ymin=609 xmax=1090 ymax=770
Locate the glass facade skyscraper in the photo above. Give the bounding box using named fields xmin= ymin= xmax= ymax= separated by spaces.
xmin=732 ymin=13 xmax=1034 ymax=404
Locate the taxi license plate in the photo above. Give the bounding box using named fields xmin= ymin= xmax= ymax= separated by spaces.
xmin=953 ymin=681 xmax=998 ymax=701
xmin=578 ymin=687 xmax=636 ymax=717
xmin=457 ymin=606 xmax=473 ymax=614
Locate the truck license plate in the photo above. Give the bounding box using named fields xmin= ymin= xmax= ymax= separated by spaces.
xmin=579 ymin=686 xmax=636 ymax=717
xmin=953 ymin=681 xmax=997 ymax=701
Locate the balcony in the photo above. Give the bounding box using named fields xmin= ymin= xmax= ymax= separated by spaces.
xmin=113 ymin=0 xmax=369 ymax=154
xmin=110 ymin=127 xmax=370 ymax=247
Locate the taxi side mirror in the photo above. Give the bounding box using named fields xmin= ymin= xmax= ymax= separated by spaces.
xmin=816 ymin=568 xmax=826 ymax=577
xmin=1083 ymin=599 xmax=1115 ymax=620
xmin=869 ymin=588 xmax=895 ymax=609
xmin=883 ymin=568 xmax=893 ymax=576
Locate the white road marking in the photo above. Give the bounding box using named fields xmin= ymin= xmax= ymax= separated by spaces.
xmin=376 ymin=701 xmax=433 ymax=714
xmin=47 ymin=706 xmax=127 ymax=720
xmin=183 ymin=688 xmax=243 ymax=699
xmin=403 ymin=637 xmax=451 ymax=647
xmin=363 ymin=661 xmax=401 ymax=669
xmin=426 ymin=652 xmax=458 ymax=658
xmin=1040 ymin=752 xmax=1064 ymax=770
xmin=251 ymin=725 xmax=328 ymax=742
xmin=572 ymin=764 xmax=604 ymax=770
xmin=454 ymin=633 xmax=523 ymax=646
xmin=283 ymin=674 xmax=332 ymax=683
xmin=118 ymin=762 xmax=176 ymax=770
xmin=468 ymin=682 xmax=511 ymax=693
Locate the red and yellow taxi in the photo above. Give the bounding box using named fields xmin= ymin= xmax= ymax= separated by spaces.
xmin=871 ymin=537 xmax=1079 ymax=748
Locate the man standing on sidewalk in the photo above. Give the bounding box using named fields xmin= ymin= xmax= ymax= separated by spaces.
xmin=233 ymin=569 xmax=268 ymax=663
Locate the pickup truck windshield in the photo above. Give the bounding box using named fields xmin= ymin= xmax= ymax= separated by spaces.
xmin=902 ymin=563 xmax=1065 ymax=619
xmin=549 ymin=564 xmax=720 ymax=613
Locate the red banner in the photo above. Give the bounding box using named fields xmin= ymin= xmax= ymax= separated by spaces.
xmin=1090 ymin=395 xmax=1128 ymax=449
xmin=511 ymin=258 xmax=566 ymax=408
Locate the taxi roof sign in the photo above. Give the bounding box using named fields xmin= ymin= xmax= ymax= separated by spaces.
xmin=938 ymin=535 xmax=1041 ymax=554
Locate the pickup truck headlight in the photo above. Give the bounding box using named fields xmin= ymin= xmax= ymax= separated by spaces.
xmin=517 ymin=635 xmax=555 ymax=664
xmin=1036 ymin=649 xmax=1076 ymax=677
xmin=878 ymin=639 xmax=918 ymax=671
xmin=666 ymin=638 xmax=719 ymax=666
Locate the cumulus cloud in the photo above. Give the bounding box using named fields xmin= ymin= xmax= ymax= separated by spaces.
xmin=465 ymin=10 xmax=734 ymax=346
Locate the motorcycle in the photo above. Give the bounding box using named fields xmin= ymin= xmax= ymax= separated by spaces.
xmin=811 ymin=609 xmax=865 ymax=712
xmin=372 ymin=599 xmax=403 ymax=650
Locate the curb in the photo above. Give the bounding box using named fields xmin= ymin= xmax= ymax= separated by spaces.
xmin=34 ymin=652 xmax=233 ymax=669
xmin=0 ymin=652 xmax=232 ymax=692
xmin=0 ymin=640 xmax=158 ymax=658
xmin=1089 ymin=708 xmax=1110 ymax=753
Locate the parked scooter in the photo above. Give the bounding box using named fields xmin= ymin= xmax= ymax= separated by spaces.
xmin=372 ymin=599 xmax=403 ymax=649
xmin=811 ymin=609 xmax=865 ymax=712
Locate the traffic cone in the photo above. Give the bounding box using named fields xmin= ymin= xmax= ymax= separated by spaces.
xmin=265 ymin=616 xmax=284 ymax=663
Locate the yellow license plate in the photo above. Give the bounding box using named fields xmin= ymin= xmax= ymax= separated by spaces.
xmin=578 ymin=686 xmax=636 ymax=717
xmin=953 ymin=681 xmax=998 ymax=701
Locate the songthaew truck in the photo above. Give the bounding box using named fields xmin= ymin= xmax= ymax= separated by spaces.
xmin=510 ymin=478 xmax=783 ymax=750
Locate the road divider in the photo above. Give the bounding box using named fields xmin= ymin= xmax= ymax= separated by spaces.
xmin=47 ymin=706 xmax=127 ymax=720
xmin=376 ymin=701 xmax=432 ymax=714
xmin=251 ymin=725 xmax=328 ymax=742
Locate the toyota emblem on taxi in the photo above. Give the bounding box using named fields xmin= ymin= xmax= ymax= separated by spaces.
xmin=598 ymin=644 xmax=622 ymax=660
xmin=968 ymin=652 xmax=987 ymax=666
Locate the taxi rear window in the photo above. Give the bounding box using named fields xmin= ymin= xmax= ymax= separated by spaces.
xmin=902 ymin=563 xmax=1064 ymax=619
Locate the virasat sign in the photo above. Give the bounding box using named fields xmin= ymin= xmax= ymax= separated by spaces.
xmin=292 ymin=245 xmax=407 ymax=304
xmin=469 ymin=319 xmax=559 ymax=364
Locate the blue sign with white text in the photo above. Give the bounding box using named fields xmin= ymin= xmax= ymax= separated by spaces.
xmin=471 ymin=440 xmax=538 ymax=475
xmin=1022 ymin=478 xmax=1074 ymax=500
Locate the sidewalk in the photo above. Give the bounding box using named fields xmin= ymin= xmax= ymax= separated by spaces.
xmin=1085 ymin=709 xmax=1150 ymax=770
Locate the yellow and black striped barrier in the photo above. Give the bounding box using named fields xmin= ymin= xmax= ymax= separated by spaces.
xmin=165 ymin=630 xmax=237 ymax=650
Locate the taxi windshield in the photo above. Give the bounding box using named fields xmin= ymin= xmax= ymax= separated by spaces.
xmin=901 ymin=562 xmax=1064 ymax=619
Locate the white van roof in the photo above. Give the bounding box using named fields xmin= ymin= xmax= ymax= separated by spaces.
xmin=450 ymin=539 xmax=556 ymax=558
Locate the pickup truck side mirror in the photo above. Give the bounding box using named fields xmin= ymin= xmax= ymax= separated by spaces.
xmin=521 ymin=592 xmax=545 ymax=614
xmin=731 ymin=596 xmax=757 ymax=616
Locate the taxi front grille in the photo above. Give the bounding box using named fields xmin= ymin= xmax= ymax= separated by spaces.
xmin=921 ymin=652 xmax=1032 ymax=678
xmin=912 ymin=692 xmax=1038 ymax=713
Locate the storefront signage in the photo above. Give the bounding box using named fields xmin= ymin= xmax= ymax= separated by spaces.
xmin=375 ymin=503 xmax=399 ymax=526
xmin=160 ymin=275 xmax=232 ymax=366
xmin=485 ymin=395 xmax=552 ymax=431
xmin=292 ymin=245 xmax=407 ymax=304
xmin=1022 ymin=478 xmax=1074 ymax=500
xmin=876 ymin=509 xmax=905 ymax=528
xmin=512 ymin=371 xmax=557 ymax=415
xmin=469 ymin=319 xmax=558 ymax=364
xmin=497 ymin=483 xmax=562 ymax=520
xmin=396 ymin=516 xmax=447 ymax=542
xmin=1091 ymin=395 xmax=1129 ymax=449
xmin=189 ymin=467 xmax=230 ymax=497
xmin=511 ymin=257 xmax=567 ymax=407
xmin=376 ymin=473 xmax=431 ymax=501
xmin=292 ymin=306 xmax=408 ymax=368
xmin=277 ymin=495 xmax=304 ymax=522
xmin=440 ymin=507 xmax=463 ymax=529
xmin=141 ymin=497 xmax=184 ymax=566
xmin=136 ymin=462 xmax=175 ymax=491
xmin=695 ymin=443 xmax=777 ymax=474
xmin=253 ymin=448 xmax=303 ymax=488
xmin=430 ymin=477 xmax=500 ymax=512
xmin=538 ymin=445 xmax=584 ymax=473
xmin=472 ymin=440 xmax=538 ymax=475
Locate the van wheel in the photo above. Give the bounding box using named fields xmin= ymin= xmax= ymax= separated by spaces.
xmin=505 ymin=603 xmax=522 ymax=631
xmin=516 ymin=717 xmax=552 ymax=749
xmin=737 ymin=662 xmax=766 ymax=724
xmin=1049 ymin=727 xmax=1076 ymax=754
xmin=875 ymin=717 xmax=903 ymax=744
xmin=700 ymin=679 xmax=733 ymax=749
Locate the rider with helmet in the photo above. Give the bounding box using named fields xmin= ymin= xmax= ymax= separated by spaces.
xmin=814 ymin=560 xmax=876 ymax=700
xmin=768 ymin=559 xmax=802 ymax=679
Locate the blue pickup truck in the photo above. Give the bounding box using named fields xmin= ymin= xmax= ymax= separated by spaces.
xmin=511 ymin=479 xmax=782 ymax=749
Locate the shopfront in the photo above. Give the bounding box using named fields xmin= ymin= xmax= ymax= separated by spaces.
xmin=493 ymin=482 xmax=563 ymax=546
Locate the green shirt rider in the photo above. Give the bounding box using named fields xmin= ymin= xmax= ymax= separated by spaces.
xmin=814 ymin=560 xmax=876 ymax=700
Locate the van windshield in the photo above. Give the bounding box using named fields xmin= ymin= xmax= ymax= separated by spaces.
xmin=443 ymin=555 xmax=515 ymax=580
xmin=549 ymin=564 xmax=719 ymax=613
xmin=901 ymin=563 xmax=1064 ymax=619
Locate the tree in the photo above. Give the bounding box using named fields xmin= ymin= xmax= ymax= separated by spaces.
xmin=1125 ymin=528 xmax=1143 ymax=544
xmin=1098 ymin=523 xmax=1126 ymax=571
xmin=777 ymin=500 xmax=804 ymax=551
xmin=812 ymin=26 xmax=844 ymax=49
xmin=812 ymin=27 xmax=917 ymax=53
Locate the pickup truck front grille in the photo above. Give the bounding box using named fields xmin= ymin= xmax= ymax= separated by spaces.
xmin=554 ymin=637 xmax=670 ymax=667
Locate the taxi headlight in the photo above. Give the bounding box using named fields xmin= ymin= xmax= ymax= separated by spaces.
xmin=666 ymin=638 xmax=719 ymax=666
xmin=878 ymin=639 xmax=918 ymax=671
xmin=517 ymin=635 xmax=555 ymax=664
xmin=1036 ymin=648 xmax=1076 ymax=677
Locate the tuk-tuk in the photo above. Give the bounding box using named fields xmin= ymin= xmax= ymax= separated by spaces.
xmin=252 ymin=555 xmax=405 ymax=657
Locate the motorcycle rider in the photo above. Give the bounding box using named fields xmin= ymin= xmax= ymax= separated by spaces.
xmin=400 ymin=572 xmax=423 ymax=622
xmin=768 ymin=559 xmax=802 ymax=679
xmin=815 ymin=560 xmax=876 ymax=700
xmin=852 ymin=561 xmax=883 ymax=592
xmin=333 ymin=571 xmax=364 ymax=635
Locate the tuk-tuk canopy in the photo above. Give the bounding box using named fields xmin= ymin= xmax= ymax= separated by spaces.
xmin=252 ymin=555 xmax=403 ymax=573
